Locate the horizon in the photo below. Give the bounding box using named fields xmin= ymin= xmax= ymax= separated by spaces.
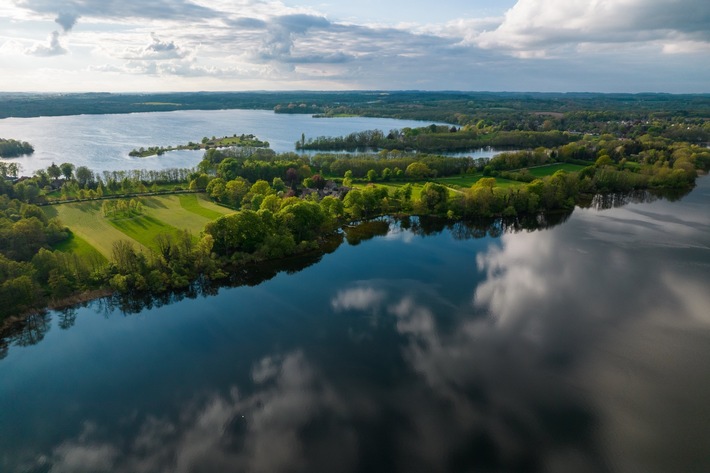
xmin=2 ymin=90 xmax=709 ymax=96
xmin=1 ymin=0 xmax=708 ymax=94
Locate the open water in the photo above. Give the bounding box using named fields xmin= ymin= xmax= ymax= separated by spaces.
xmin=1 ymin=174 xmax=709 ymax=472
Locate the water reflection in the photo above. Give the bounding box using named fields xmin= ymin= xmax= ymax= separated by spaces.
xmin=38 ymin=351 xmax=357 ymax=473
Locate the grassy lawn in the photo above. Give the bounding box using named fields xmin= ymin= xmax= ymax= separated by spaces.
xmin=43 ymin=193 xmax=231 ymax=258
xmin=53 ymin=231 xmax=107 ymax=263
xmin=108 ymin=214 xmax=187 ymax=249
xmin=178 ymin=193 xmax=232 ymax=220
xmin=435 ymin=175 xmax=522 ymax=189
xmin=352 ymin=181 xmax=428 ymax=199
xmin=526 ymin=163 xmax=587 ymax=177
xmin=44 ymin=201 xmax=149 ymax=258
xmin=140 ymin=195 xmax=220 ymax=235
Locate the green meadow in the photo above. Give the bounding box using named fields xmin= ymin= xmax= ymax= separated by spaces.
xmin=435 ymin=175 xmax=522 ymax=189
xmin=526 ymin=163 xmax=587 ymax=177
xmin=43 ymin=193 xmax=232 ymax=258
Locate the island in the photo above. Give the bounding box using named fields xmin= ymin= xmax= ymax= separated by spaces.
xmin=128 ymin=134 xmax=269 ymax=157
xmin=0 ymin=138 xmax=34 ymax=158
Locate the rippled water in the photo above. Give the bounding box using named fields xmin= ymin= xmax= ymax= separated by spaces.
xmin=0 ymin=110 xmax=487 ymax=174
xmin=1 ymin=177 xmax=709 ymax=472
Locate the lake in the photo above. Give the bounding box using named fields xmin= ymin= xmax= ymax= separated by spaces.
xmin=1 ymin=176 xmax=708 ymax=472
xmin=0 ymin=110 xmax=498 ymax=175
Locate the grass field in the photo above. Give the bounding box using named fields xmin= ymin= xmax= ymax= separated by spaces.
xmin=142 ymin=194 xmax=230 ymax=234
xmin=53 ymin=231 xmax=107 ymax=263
xmin=352 ymin=181 xmax=429 ymax=199
xmin=108 ymin=214 xmax=187 ymax=249
xmin=435 ymin=175 xmax=522 ymax=189
xmin=43 ymin=201 xmax=149 ymax=258
xmin=43 ymin=193 xmax=231 ymax=259
xmin=526 ymin=163 xmax=586 ymax=177
xmin=178 ymin=193 xmax=231 ymax=220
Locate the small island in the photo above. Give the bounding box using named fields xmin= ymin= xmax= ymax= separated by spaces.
xmin=129 ymin=134 xmax=269 ymax=157
xmin=0 ymin=138 xmax=34 ymax=158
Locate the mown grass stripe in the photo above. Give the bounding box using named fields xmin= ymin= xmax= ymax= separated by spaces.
xmin=53 ymin=231 xmax=107 ymax=264
xmin=178 ymin=193 xmax=225 ymax=220
xmin=108 ymin=214 xmax=186 ymax=250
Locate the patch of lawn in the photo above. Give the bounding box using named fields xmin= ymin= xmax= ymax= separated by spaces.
xmin=108 ymin=214 xmax=186 ymax=249
xmin=527 ymin=163 xmax=586 ymax=177
xmin=45 ymin=201 xmax=149 ymax=258
xmin=178 ymin=193 xmax=230 ymax=220
xmin=436 ymin=175 xmax=522 ymax=189
xmin=53 ymin=231 xmax=107 ymax=264
xmin=140 ymin=195 xmax=213 ymax=235
xmin=352 ymin=181 xmax=428 ymax=199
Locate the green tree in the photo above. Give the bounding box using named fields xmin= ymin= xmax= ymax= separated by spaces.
xmin=47 ymin=163 xmax=62 ymax=181
xmin=419 ymin=182 xmax=448 ymax=214
xmin=405 ymin=162 xmax=433 ymax=179
xmin=59 ymin=163 xmax=75 ymax=180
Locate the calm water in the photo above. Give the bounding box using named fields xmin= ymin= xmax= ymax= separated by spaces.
xmin=0 ymin=110 xmax=480 ymax=174
xmin=1 ymin=177 xmax=709 ymax=473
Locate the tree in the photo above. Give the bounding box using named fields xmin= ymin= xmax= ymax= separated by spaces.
xmin=405 ymin=162 xmax=433 ymax=179
xmin=272 ymin=177 xmax=286 ymax=192
xmin=47 ymin=163 xmax=62 ymax=181
xmin=367 ymin=169 xmax=377 ymax=182
xmin=285 ymin=168 xmax=299 ymax=187
xmin=60 ymin=163 xmax=75 ymax=180
xmin=311 ymin=174 xmax=326 ymax=190
xmin=419 ymin=182 xmax=448 ymax=214
xmin=75 ymin=166 xmax=94 ymax=188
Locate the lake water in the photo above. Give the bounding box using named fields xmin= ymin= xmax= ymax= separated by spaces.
xmin=1 ymin=176 xmax=709 ymax=472
xmin=0 ymin=110 xmax=497 ymax=175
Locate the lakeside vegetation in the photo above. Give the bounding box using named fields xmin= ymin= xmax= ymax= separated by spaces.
xmin=1 ymin=92 xmax=709 ymax=324
xmin=128 ymin=134 xmax=269 ymax=157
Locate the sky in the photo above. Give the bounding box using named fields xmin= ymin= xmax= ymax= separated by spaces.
xmin=0 ymin=0 xmax=708 ymax=93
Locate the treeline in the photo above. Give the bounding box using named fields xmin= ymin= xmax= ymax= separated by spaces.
xmin=5 ymin=163 xmax=197 ymax=204
xmin=297 ymin=125 xmax=578 ymax=152
xmin=0 ymin=139 xmax=34 ymax=158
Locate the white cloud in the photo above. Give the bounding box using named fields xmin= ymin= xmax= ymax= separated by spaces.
xmin=25 ymin=30 xmax=67 ymax=56
xmin=331 ymin=287 xmax=385 ymax=312
xmin=120 ymin=33 xmax=187 ymax=60
xmin=476 ymin=0 xmax=710 ymax=56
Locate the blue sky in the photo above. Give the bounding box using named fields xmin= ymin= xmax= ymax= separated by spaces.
xmin=0 ymin=0 xmax=708 ymax=93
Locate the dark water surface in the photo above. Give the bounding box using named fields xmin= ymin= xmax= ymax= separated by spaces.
xmin=1 ymin=177 xmax=709 ymax=473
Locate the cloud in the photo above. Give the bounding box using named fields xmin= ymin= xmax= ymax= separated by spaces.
xmin=331 ymin=287 xmax=386 ymax=312
xmin=25 ymin=30 xmax=67 ymax=56
xmin=120 ymin=33 xmax=187 ymax=60
xmin=476 ymin=0 xmax=710 ymax=56
xmin=54 ymin=11 xmax=78 ymax=32
xmin=38 ymin=351 xmax=357 ymax=473
xmin=252 ymin=14 xmax=338 ymax=63
xmin=15 ymin=0 xmax=218 ymax=23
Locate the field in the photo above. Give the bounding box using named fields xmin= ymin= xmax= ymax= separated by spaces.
xmin=526 ymin=163 xmax=587 ymax=177
xmin=53 ymin=232 xmax=107 ymax=264
xmin=352 ymin=181 xmax=430 ymax=199
xmin=43 ymin=193 xmax=233 ymax=258
xmin=435 ymin=175 xmax=522 ymax=189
